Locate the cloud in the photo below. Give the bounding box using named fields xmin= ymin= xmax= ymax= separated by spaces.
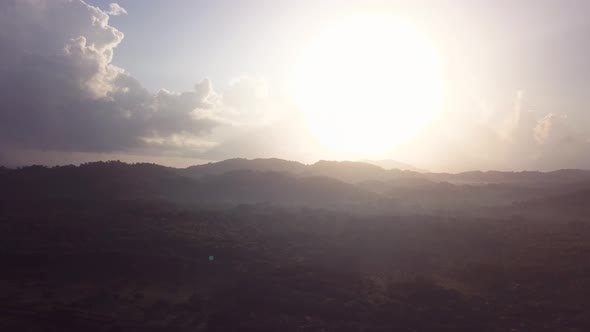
xmin=0 ymin=0 xmax=221 ymax=154
xmin=1 ymin=1 xmax=587 ymax=172
xmin=534 ymin=113 xmax=569 ymax=145
xmin=107 ymin=3 xmax=127 ymax=16
xmin=416 ymin=90 xmax=590 ymax=171
xmin=497 ymin=93 xmax=590 ymax=170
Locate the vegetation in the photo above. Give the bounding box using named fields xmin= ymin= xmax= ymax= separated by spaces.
xmin=1 ymin=160 xmax=589 ymax=331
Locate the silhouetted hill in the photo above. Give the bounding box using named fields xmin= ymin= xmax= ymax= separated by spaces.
xmin=3 ymin=159 xmax=590 ymax=214
xmin=180 ymin=158 xmax=306 ymax=178
xmin=180 ymin=158 xmax=590 ymax=187
xmin=5 ymin=160 xmax=590 ymax=331
xmin=0 ymin=161 xmax=378 ymax=209
xmin=361 ymin=159 xmax=428 ymax=172
xmin=181 ymin=158 xmax=421 ymax=184
xmin=0 ymin=161 xmax=193 ymax=201
xmin=305 ymin=160 xmax=418 ymax=183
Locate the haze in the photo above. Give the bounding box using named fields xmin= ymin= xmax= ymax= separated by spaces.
xmin=2 ymin=0 xmax=590 ymax=171
xmin=4 ymin=2 xmax=590 ymax=330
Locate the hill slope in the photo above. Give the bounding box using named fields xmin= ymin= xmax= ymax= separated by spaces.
xmin=179 ymin=158 xmax=590 ymax=186
xmin=0 ymin=161 xmax=378 ymax=209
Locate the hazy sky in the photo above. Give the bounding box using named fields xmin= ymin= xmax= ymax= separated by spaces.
xmin=1 ymin=0 xmax=590 ymax=171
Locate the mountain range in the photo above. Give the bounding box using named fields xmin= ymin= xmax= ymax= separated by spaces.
xmin=3 ymin=158 xmax=590 ymax=216
xmin=180 ymin=158 xmax=590 ymax=186
xmin=3 ymin=158 xmax=590 ymax=330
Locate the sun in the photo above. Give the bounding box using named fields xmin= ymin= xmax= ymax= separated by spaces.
xmin=293 ymin=15 xmax=443 ymax=158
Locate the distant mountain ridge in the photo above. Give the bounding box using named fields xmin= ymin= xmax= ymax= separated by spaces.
xmin=3 ymin=159 xmax=590 ymax=215
xmin=179 ymin=158 xmax=590 ymax=186
xmin=180 ymin=158 xmax=422 ymax=184
xmin=425 ymin=169 xmax=590 ymax=186
xmin=181 ymin=158 xmax=306 ymax=176
xmin=361 ymin=159 xmax=428 ymax=172
xmin=0 ymin=161 xmax=377 ymax=209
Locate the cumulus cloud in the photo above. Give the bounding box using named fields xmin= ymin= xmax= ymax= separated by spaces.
xmin=0 ymin=0 xmax=221 ymax=154
xmin=496 ymin=92 xmax=590 ymax=170
xmin=534 ymin=113 xmax=569 ymax=145
xmin=417 ymin=90 xmax=590 ymax=171
xmin=1 ymin=0 xmax=587 ymax=171
xmin=107 ymin=3 xmax=127 ymax=16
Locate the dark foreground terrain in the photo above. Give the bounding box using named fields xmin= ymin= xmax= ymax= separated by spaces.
xmin=1 ymin=161 xmax=590 ymax=331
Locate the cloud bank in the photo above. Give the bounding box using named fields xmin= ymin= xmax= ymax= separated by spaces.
xmin=0 ymin=0 xmax=222 ymax=154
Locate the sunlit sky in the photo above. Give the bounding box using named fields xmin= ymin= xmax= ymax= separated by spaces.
xmin=1 ymin=0 xmax=590 ymax=171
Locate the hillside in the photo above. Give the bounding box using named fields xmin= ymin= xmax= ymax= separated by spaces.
xmin=362 ymin=159 xmax=428 ymax=172
xmin=180 ymin=158 xmax=307 ymax=177
xmin=0 ymin=162 xmax=378 ymax=210
xmin=4 ymin=160 xmax=590 ymax=215
xmin=3 ymin=181 xmax=590 ymax=331
xmin=511 ymin=189 xmax=590 ymax=218
xmin=179 ymin=158 xmax=590 ymax=186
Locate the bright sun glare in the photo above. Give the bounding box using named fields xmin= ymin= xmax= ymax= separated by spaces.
xmin=294 ymin=15 xmax=443 ymax=157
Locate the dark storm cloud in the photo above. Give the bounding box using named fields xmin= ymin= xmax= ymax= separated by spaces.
xmin=0 ymin=0 xmax=219 ymax=153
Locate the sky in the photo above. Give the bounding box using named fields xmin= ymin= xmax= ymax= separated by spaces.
xmin=1 ymin=0 xmax=590 ymax=171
